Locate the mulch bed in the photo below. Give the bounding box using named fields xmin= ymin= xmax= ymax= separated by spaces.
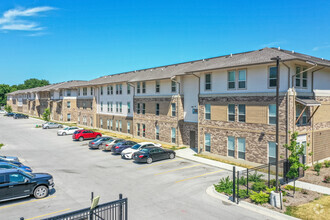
xmin=299 ymin=166 xmax=330 ymax=188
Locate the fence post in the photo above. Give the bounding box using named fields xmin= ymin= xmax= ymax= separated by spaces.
xmin=233 ymin=166 xmax=236 ymax=203
xmin=237 ymin=171 xmax=239 ymax=204
xmin=119 ymin=193 xmax=123 ymax=220
xmin=90 ymin=192 xmax=94 ymax=220
xmin=246 ymin=168 xmax=249 ymax=196
xmin=268 ymin=162 xmax=271 ymax=188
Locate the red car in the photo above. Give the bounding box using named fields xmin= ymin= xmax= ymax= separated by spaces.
xmin=72 ymin=130 xmax=102 ymax=141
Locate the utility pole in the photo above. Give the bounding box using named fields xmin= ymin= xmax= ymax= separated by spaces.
xmin=271 ymin=56 xmax=281 ymax=192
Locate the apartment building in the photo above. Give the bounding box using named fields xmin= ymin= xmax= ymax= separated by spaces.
xmin=7 ymin=47 xmax=330 ymax=165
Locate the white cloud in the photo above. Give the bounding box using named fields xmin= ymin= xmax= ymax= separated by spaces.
xmin=312 ymin=44 xmax=330 ymax=51
xmin=0 ymin=6 xmax=55 ymax=32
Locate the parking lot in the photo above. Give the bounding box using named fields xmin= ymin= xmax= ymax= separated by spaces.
xmin=0 ymin=116 xmax=272 ymax=220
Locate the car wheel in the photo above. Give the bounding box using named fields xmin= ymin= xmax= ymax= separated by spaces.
xmin=79 ymin=137 xmax=84 ymax=141
xmin=33 ymin=185 xmax=49 ymax=199
xmin=147 ymin=157 xmax=153 ymax=164
xmin=169 ymin=153 xmax=175 ymax=159
xmin=45 ymin=126 xmax=49 ymax=129
xmin=96 ymin=135 xmax=101 ymax=138
xmin=63 ymin=132 xmax=66 ymax=135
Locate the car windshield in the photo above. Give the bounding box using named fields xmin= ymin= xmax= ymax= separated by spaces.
xmin=20 ymin=170 xmax=34 ymax=178
xmin=73 ymin=131 xmax=80 ymax=134
xmin=131 ymin=144 xmax=141 ymax=150
xmin=63 ymin=127 xmax=69 ymax=130
xmin=140 ymin=148 xmax=150 ymax=153
xmin=93 ymin=138 xmax=102 ymax=142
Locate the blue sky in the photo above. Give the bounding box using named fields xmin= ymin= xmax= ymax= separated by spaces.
xmin=0 ymin=0 xmax=329 ymax=85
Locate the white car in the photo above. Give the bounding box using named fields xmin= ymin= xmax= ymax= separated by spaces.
xmin=121 ymin=142 xmax=161 ymax=159
xmin=57 ymin=126 xmax=81 ymax=136
xmin=0 ymin=110 xmax=7 ymax=114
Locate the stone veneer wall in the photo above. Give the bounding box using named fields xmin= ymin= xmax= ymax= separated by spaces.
xmin=96 ymin=114 xmax=133 ymax=135
xmin=77 ymin=98 xmax=97 ymax=128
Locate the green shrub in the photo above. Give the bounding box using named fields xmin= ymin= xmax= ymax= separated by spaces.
xmin=284 ymin=185 xmax=301 ymax=191
xmin=324 ymin=160 xmax=330 ymax=168
xmin=265 ymin=187 xmax=276 ymax=194
xmin=238 ymin=189 xmax=248 ymax=198
xmin=214 ymin=176 xmax=233 ymax=195
xmin=250 ymin=191 xmax=270 ymax=204
xmin=252 ymin=182 xmax=266 ymax=192
xmin=323 ymin=176 xmax=330 ymax=183
xmin=269 ymin=179 xmax=276 ymax=187
xmin=248 ymin=172 xmax=264 ymax=182
xmin=282 ymin=191 xmax=287 ymax=196
xmin=314 ymin=162 xmax=322 ymax=176
xmin=238 ymin=176 xmax=247 ymax=185
xmin=283 ymin=198 xmax=287 ymax=202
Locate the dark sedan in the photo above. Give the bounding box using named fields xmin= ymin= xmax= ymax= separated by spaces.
xmin=111 ymin=141 xmax=137 ymax=154
xmin=88 ymin=137 xmax=113 ymax=149
xmin=13 ymin=113 xmax=29 ymax=119
xmin=4 ymin=112 xmax=15 ymax=117
xmin=133 ymin=146 xmax=176 ymax=164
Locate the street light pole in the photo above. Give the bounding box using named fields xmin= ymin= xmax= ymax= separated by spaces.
xmin=271 ymin=56 xmax=281 ymax=192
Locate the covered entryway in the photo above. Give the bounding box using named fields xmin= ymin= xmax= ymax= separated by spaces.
xmin=189 ymin=130 xmax=197 ymax=151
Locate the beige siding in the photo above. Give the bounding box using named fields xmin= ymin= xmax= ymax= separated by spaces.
xmin=246 ymin=105 xmax=268 ymax=124
xmin=314 ymin=103 xmax=330 ymax=123
xmin=211 ymin=105 xmax=227 ymax=121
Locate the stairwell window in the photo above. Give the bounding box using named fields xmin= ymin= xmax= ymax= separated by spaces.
xmin=171 ymin=81 xmax=176 ymax=93
xmin=205 ymin=104 xmax=211 ymax=120
xmin=127 ymin=102 xmax=131 ymax=114
xmin=67 ymin=114 xmax=71 ymax=122
xmin=137 ymin=82 xmax=141 ymax=94
xmin=238 ymin=104 xmax=246 ymax=122
xmin=227 ymin=136 xmax=235 ymax=157
xmin=228 ymin=71 xmax=236 ymax=89
xmin=156 ymin=103 xmax=160 ymax=116
xmin=119 ymin=102 xmax=122 ymax=113
xmin=228 ymin=104 xmax=235 ymax=121
xmin=302 ymin=68 xmax=308 ymax=88
xmin=119 ymin=84 xmax=122 ymax=94
xmin=107 ymin=86 xmax=110 ymax=95
xmin=83 ymin=88 xmax=87 ymax=96
xmin=110 ymin=86 xmax=113 ymax=95
xmin=296 ymin=66 xmax=301 ymax=87
xmin=67 ymin=101 xmax=71 ymax=109
xmin=238 ymin=70 xmax=246 ymax=89
xmin=205 ymin=73 xmax=211 ymax=90
xmin=295 ymin=66 xmax=308 ymax=88
xmin=67 ymin=89 xmax=71 ymax=97
xmin=142 ymin=82 xmax=146 ymax=93
xmin=269 ymin=66 xmax=277 ymax=88
xmin=116 ymin=85 xmax=119 ymax=94
xmin=238 ymin=138 xmax=246 ymax=160
xmin=137 ymin=103 xmax=140 ymax=114
xmin=127 ymin=84 xmax=131 ymax=94
xmin=268 ymin=142 xmax=276 ymax=164
xmin=269 ymin=104 xmax=276 ymax=125
xmin=142 ymin=103 xmax=145 ymax=114
xmin=171 ymin=128 xmax=176 ymax=144
xmin=171 ymin=103 xmax=176 ymax=117
xmin=91 ymin=88 xmax=93 ymax=96
xmin=205 ymin=133 xmax=211 ymax=152
xmin=156 ymin=80 xmax=160 ymax=93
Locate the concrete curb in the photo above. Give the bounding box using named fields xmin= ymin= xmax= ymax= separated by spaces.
xmin=206 ymin=185 xmax=300 ymax=220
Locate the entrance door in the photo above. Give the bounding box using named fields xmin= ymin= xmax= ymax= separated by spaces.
xmin=190 ymin=131 xmax=196 ymax=150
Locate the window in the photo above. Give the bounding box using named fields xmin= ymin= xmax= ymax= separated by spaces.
xmin=127 ymin=102 xmax=131 ymax=113
xmin=142 ymin=124 xmax=145 ymax=137
xmin=83 ymin=102 xmax=86 ymax=109
xmin=137 ymin=103 xmax=140 ymax=114
xmin=107 ymin=86 xmax=110 ymax=95
xmin=171 ymin=103 xmax=176 ymax=117
xmin=238 ymin=138 xmax=246 ymax=159
xmin=156 ymin=103 xmax=160 ymax=115
xmin=107 ymin=102 xmax=110 ymax=112
xmin=110 ymin=86 xmax=113 ymax=95
xmin=268 ymin=142 xmax=276 ymax=164
xmin=91 ymin=101 xmax=93 ymax=110
xmin=296 ymin=66 xmax=308 ymax=88
xmin=142 ymin=103 xmax=145 ymax=114
xmin=142 ymin=82 xmax=146 ymax=93
xmin=238 ymin=70 xmax=246 ymax=89
xmin=205 ymin=133 xmax=211 ymax=152
xmin=9 ymin=174 xmax=27 ymax=183
xmin=67 ymin=113 xmax=71 ymax=122
xmin=116 ymin=85 xmax=119 ymax=94
xmin=296 ymin=66 xmax=301 ymax=87
xmin=116 ymin=120 xmax=118 ymax=131
xmin=90 ymin=117 xmax=93 ymax=127
xmin=110 ymin=119 xmax=113 ymax=130
xmin=205 ymin=104 xmax=211 ymax=120
xmin=127 ymin=122 xmax=131 ymax=133
xmin=302 ymin=68 xmax=307 ymax=88
xmin=119 ymin=102 xmax=122 ymax=113
xmin=110 ymin=102 xmax=113 ymax=112
xmin=116 ymin=102 xmax=119 ymax=112
xmin=155 ymin=125 xmax=159 ymax=140
xmin=91 ymin=87 xmax=93 ymax=95
xmin=171 ymin=81 xmax=176 ymax=92
xmin=228 ymin=71 xmax=236 ymax=89
xmin=107 ymin=119 xmax=110 ymax=129
xmin=269 ymin=104 xmax=276 ymax=125
xmin=137 ymin=123 xmax=140 ymax=136
xmin=227 ymin=136 xmax=235 ymax=157
xmin=205 ymin=73 xmax=211 ymax=90
xmin=67 ymin=101 xmax=71 ymax=109
xmin=127 ymin=84 xmax=131 ymax=94
xmin=137 ymin=82 xmax=141 ymax=94
xmin=171 ymin=127 xmax=176 ymax=143
xmin=238 ymin=104 xmax=246 ymax=122
xmin=83 ymin=87 xmax=87 ymax=96
xmin=119 ymin=121 xmax=122 ymax=132
xmin=269 ymin=66 xmax=277 ymax=88
xmin=67 ymin=89 xmax=71 ymax=96
xmin=296 ymin=106 xmax=307 ymax=125
xmin=100 ymin=119 xmax=103 ymax=128
xmin=100 ymin=102 xmax=103 ymax=112
xmin=78 ymin=89 xmax=80 ymax=96
xmin=228 ymin=104 xmax=235 ymax=121
xmin=156 ymin=80 xmax=160 ymax=93
xmin=301 ymin=141 xmax=307 ymax=164
xmin=119 ymin=84 xmax=122 ymax=94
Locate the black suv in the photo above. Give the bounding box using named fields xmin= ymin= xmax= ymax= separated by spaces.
xmin=0 ymin=169 xmax=54 ymax=202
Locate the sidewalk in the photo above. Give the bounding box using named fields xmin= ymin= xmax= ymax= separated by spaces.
xmin=176 ymin=148 xmax=330 ymax=195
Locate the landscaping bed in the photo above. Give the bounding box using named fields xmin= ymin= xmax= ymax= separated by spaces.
xmin=299 ymin=161 xmax=330 ymax=188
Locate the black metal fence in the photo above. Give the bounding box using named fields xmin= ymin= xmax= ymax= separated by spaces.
xmin=29 ymin=194 xmax=127 ymax=220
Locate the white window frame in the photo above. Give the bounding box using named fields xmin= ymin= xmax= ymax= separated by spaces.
xmin=205 ymin=73 xmax=212 ymax=91
xmin=205 ymin=104 xmax=211 ymax=120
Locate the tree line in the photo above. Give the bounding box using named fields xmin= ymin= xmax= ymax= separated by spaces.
xmin=0 ymin=78 xmax=49 ymax=106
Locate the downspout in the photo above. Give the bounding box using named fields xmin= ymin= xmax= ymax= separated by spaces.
xmin=281 ymin=61 xmax=290 ymax=160
xmin=311 ymin=67 xmax=325 ymax=164
xmin=191 ymin=73 xmax=201 ymax=153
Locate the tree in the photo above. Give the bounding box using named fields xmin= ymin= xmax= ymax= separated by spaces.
xmin=283 ymin=132 xmax=309 ymax=194
xmin=23 ymin=78 xmax=49 ymax=89
xmin=0 ymin=84 xmax=15 ymax=106
xmin=42 ymin=108 xmax=51 ymax=122
xmin=4 ymin=105 xmax=12 ymax=113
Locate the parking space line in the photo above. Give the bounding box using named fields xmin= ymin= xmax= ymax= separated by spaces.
xmin=0 ymin=196 xmax=56 ymax=210
xmin=137 ymin=159 xmax=183 ymax=170
xmin=175 ymin=169 xmax=224 ymax=183
xmin=26 ymin=208 xmax=70 ymax=220
xmin=154 ymin=164 xmax=202 ymax=176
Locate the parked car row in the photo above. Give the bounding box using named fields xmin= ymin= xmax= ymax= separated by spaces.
xmin=4 ymin=112 xmax=29 ymax=119
xmin=0 ymin=155 xmax=54 ymax=202
xmin=49 ymin=125 xmax=177 ymax=164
